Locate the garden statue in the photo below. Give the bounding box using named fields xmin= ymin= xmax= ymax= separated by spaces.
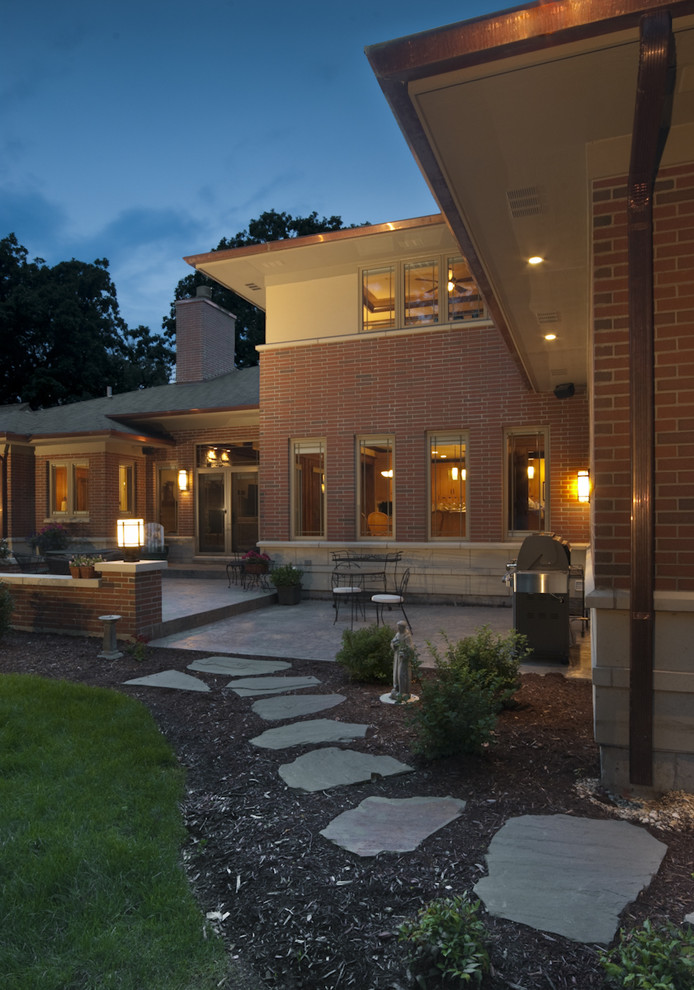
xmin=390 ymin=619 xmax=415 ymax=702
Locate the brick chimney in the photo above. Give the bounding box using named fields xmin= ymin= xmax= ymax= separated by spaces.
xmin=175 ymin=287 xmax=237 ymax=382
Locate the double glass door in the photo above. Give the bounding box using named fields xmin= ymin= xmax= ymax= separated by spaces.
xmin=197 ymin=470 xmax=258 ymax=554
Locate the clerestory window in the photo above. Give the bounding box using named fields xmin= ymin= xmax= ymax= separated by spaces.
xmin=361 ymin=255 xmax=484 ymax=332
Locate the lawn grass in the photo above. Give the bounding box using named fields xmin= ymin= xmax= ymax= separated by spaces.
xmin=0 ymin=674 xmax=234 ymax=990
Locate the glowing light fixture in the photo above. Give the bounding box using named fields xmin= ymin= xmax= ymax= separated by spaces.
xmin=178 ymin=469 xmax=189 ymax=492
xmin=117 ymin=518 xmax=144 ymax=561
xmin=577 ymin=470 xmax=591 ymax=503
xmin=380 ymin=469 xmax=394 ymax=478
xmin=451 ymin=466 xmax=458 ymax=481
xmin=544 ymin=333 xmax=557 ymax=341
xmin=528 ymin=256 xmax=544 ymax=265
xmin=527 ymin=463 xmax=535 ymax=480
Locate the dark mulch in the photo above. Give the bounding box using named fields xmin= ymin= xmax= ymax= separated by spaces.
xmin=2 ymin=630 xmax=692 ymax=989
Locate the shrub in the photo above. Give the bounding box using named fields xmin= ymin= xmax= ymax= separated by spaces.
xmin=0 ymin=581 xmax=12 ymax=638
xmin=335 ymin=624 xmax=394 ymax=683
xmin=427 ymin=625 xmax=530 ymax=709
xmin=270 ymin=563 xmax=304 ymax=587
xmin=410 ymin=663 xmax=500 ymax=759
xmin=398 ymin=894 xmax=490 ymax=987
xmin=409 ymin=625 xmax=528 ymax=759
xmin=601 ymin=919 xmax=694 ymax=989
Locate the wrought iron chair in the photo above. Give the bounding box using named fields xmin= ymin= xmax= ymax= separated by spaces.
xmin=371 ymin=567 xmax=412 ymax=631
xmin=331 ymin=562 xmax=364 ymax=628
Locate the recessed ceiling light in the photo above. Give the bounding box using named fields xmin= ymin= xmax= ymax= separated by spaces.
xmin=528 ymin=256 xmax=544 ymax=265
xmin=544 ymin=333 xmax=557 ymax=341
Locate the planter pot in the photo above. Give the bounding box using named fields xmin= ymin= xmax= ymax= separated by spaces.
xmin=244 ymin=562 xmax=269 ymax=575
xmin=276 ymin=585 xmax=302 ymax=605
xmin=79 ymin=566 xmax=97 ymax=579
xmin=69 ymin=565 xmax=81 ymax=578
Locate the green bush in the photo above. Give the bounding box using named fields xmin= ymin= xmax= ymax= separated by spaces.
xmin=410 ymin=663 xmax=499 ymax=759
xmin=601 ymin=919 xmax=694 ymax=989
xmin=398 ymin=894 xmax=490 ymax=987
xmin=335 ymin=623 xmax=394 ymax=683
xmin=427 ymin=625 xmax=530 ymax=709
xmin=0 ymin=581 xmax=13 ymax=639
xmin=409 ymin=625 xmax=528 ymax=759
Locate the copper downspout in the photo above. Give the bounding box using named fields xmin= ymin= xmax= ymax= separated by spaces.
xmin=627 ymin=11 xmax=676 ymax=787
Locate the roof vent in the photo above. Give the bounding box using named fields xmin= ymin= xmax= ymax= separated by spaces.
xmin=536 ymin=311 xmax=561 ymax=325
xmin=507 ymin=186 xmax=542 ymax=219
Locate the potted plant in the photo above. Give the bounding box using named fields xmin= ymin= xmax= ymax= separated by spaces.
xmin=270 ymin=563 xmax=304 ymax=605
xmin=69 ymin=553 xmax=103 ymax=578
xmin=68 ymin=554 xmax=84 ymax=578
xmin=242 ymin=549 xmax=272 ymax=575
xmin=30 ymin=522 xmax=70 ymax=555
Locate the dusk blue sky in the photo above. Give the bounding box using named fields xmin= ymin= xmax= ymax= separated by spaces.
xmin=2 ymin=0 xmax=504 ymax=333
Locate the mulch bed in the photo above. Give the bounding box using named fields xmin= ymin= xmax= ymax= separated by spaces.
xmin=2 ymin=630 xmax=693 ymax=989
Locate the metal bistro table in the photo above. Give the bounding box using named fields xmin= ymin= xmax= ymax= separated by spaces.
xmin=330 ymin=551 xmax=402 ymax=627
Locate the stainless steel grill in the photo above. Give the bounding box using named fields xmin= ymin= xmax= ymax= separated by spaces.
xmin=508 ymin=533 xmax=571 ymax=662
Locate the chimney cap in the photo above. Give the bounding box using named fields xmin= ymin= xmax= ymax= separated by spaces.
xmin=195 ymin=285 xmax=213 ymax=299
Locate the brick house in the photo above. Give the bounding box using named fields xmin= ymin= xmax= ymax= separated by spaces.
xmin=360 ymin=0 xmax=694 ymax=793
xmin=0 ymin=295 xmax=260 ymax=561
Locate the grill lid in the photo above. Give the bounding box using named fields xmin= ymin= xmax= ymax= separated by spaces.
xmin=516 ymin=532 xmax=570 ymax=571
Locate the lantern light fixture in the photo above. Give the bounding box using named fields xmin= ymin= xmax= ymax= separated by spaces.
xmin=577 ymin=469 xmax=591 ymax=503
xmin=178 ymin=468 xmax=189 ymax=492
xmin=117 ymin=518 xmax=144 ymax=561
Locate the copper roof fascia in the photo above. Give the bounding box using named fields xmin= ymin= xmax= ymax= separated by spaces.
xmin=183 ymin=214 xmax=444 ymax=267
xmin=28 ymin=429 xmax=174 ymax=446
xmin=113 ymin=402 xmax=259 ymax=421
xmin=366 ymin=0 xmax=694 ymax=392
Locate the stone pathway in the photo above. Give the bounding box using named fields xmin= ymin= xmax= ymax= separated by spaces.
xmin=122 ymin=653 xmax=669 ymax=945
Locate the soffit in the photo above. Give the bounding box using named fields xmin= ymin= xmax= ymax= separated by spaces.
xmin=184 ymin=216 xmax=458 ymax=309
xmin=369 ymin=6 xmax=694 ymax=392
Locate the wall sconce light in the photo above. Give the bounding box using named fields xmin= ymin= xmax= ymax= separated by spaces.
xmin=577 ymin=470 xmax=591 ymax=503
xmin=380 ymin=469 xmax=394 ymax=478
xmin=117 ymin=518 xmax=144 ymax=561
xmin=451 ymin=466 xmax=459 ymax=481
xmin=527 ymin=463 xmax=535 ymax=480
xmin=178 ymin=469 xmax=189 ymax=492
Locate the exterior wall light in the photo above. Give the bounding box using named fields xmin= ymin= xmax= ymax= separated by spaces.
xmin=577 ymin=470 xmax=591 ymax=503
xmin=178 ymin=469 xmax=189 ymax=492
xmin=117 ymin=518 xmax=144 ymax=561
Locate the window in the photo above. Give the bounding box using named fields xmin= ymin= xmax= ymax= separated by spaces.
xmin=429 ymin=433 xmax=468 ymax=539
xmin=361 ymin=255 xmax=484 ymax=331
xmin=118 ymin=463 xmax=134 ymax=513
xmin=507 ymin=430 xmax=547 ymax=535
xmin=358 ymin=436 xmax=393 ymax=538
xmin=50 ymin=461 xmax=88 ymax=516
xmin=291 ymin=439 xmax=326 ymax=539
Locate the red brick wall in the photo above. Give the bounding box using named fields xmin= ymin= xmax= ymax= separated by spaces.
xmin=6 ymin=565 xmax=162 ymax=641
xmin=592 ymin=162 xmax=694 ymax=592
xmin=32 ymin=449 xmax=148 ymax=545
xmin=176 ymin=296 xmax=237 ymax=383
xmin=259 ymin=325 xmax=589 ymax=545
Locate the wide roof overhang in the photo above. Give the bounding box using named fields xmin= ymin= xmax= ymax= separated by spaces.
xmin=366 ymin=0 xmax=694 ymax=392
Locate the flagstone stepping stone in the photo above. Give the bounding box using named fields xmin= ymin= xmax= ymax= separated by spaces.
xmin=252 ymin=694 xmax=345 ymax=721
xmin=321 ymin=795 xmax=467 ymax=856
xmin=124 ymin=670 xmax=210 ymax=692
xmin=188 ymin=656 xmax=291 ymax=676
xmin=226 ymin=675 xmax=321 ymax=697
xmin=250 ymin=719 xmax=369 ymax=750
xmin=473 ymin=814 xmax=668 ymax=944
xmin=278 ymin=747 xmax=413 ymax=792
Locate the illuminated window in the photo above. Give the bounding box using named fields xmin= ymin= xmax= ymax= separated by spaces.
xmin=506 ymin=430 xmax=548 ymax=535
xmin=118 ymin=464 xmax=134 ymax=513
xmin=361 ymin=255 xmax=484 ymax=331
xmin=429 ymin=433 xmax=468 ymax=539
xmin=358 ymin=436 xmax=393 ymax=538
xmin=50 ymin=461 xmax=89 ymax=516
xmin=291 ymin=439 xmax=325 ymax=539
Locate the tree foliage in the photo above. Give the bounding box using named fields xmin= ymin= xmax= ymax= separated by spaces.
xmin=0 ymin=233 xmax=174 ymax=408
xmin=163 ymin=210 xmax=365 ymax=368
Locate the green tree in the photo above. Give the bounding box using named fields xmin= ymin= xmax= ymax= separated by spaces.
xmin=0 ymin=233 xmax=174 ymax=408
xmin=164 ymin=210 xmax=366 ymax=368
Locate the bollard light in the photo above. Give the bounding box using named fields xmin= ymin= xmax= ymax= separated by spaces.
xmin=117 ymin=518 xmax=144 ymax=561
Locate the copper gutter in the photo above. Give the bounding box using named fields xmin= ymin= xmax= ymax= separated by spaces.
xmin=627 ymin=11 xmax=675 ymax=786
